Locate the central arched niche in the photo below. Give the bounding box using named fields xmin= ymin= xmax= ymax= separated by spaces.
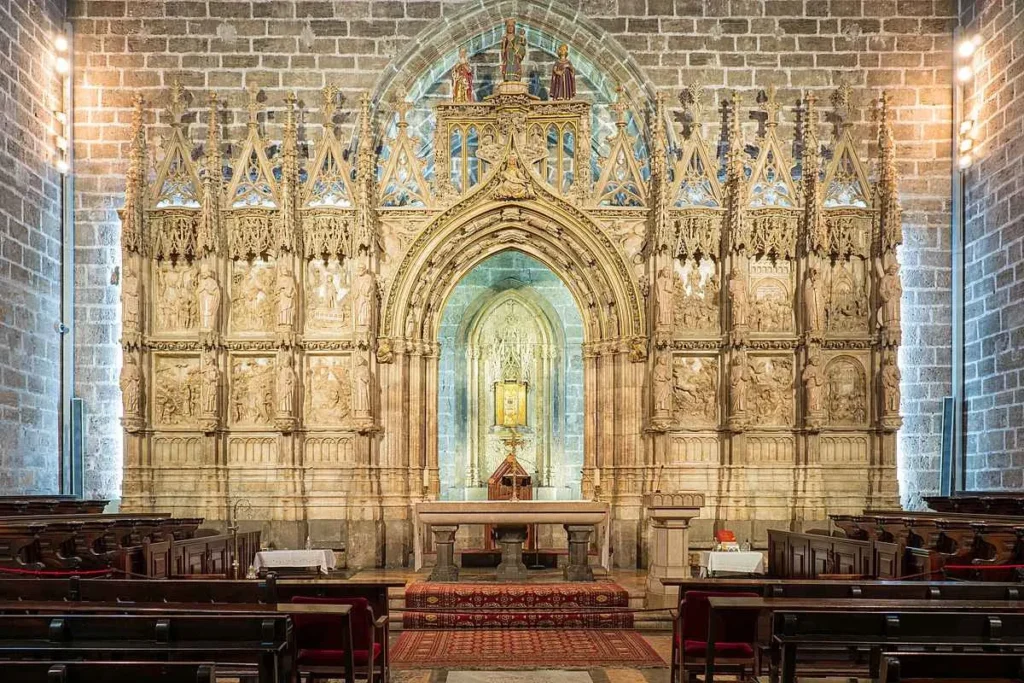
xmin=437 ymin=250 xmax=584 ymax=502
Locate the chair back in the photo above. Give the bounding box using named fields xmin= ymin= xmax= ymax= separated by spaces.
xmin=290 ymin=596 xmax=374 ymax=651
xmin=680 ymin=590 xmax=759 ymax=643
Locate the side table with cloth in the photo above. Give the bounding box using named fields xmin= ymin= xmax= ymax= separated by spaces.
xmin=698 ymin=551 xmax=765 ymax=578
xmin=253 ymin=549 xmax=337 ymax=575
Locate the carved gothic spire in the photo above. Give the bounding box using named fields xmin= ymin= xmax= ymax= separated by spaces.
xmin=725 ymin=91 xmax=745 ymax=252
xmin=650 ymin=92 xmax=669 ymax=250
xmin=802 ymin=92 xmax=826 ymax=255
xmin=198 ymin=92 xmax=221 ymax=255
xmin=355 ymin=91 xmax=378 ymax=250
xmin=121 ymin=94 xmax=147 ymax=254
xmin=277 ymin=91 xmax=299 ymax=254
xmin=876 ymin=91 xmax=902 ymax=251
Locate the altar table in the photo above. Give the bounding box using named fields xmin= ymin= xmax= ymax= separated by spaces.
xmin=698 ymin=550 xmax=765 ymax=577
xmin=413 ymin=500 xmax=611 ymax=581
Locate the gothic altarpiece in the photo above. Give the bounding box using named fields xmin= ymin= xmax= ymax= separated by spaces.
xmin=118 ymin=30 xmax=902 ymax=568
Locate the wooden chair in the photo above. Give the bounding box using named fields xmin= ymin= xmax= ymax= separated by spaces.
xmin=671 ymin=590 xmax=759 ymax=683
xmin=291 ymin=595 xmax=389 ymax=683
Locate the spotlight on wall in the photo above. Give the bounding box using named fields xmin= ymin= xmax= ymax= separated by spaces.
xmin=957 ymin=39 xmax=976 ymax=58
xmin=54 ymin=34 xmax=68 ymax=52
xmin=956 ymin=65 xmax=973 ymax=82
xmin=52 ymin=32 xmax=72 ymax=176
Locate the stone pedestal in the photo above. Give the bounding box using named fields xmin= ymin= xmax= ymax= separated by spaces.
xmin=494 ymin=524 xmax=528 ymax=582
xmin=644 ymin=492 xmax=705 ymax=609
xmin=564 ymin=524 xmax=594 ymax=582
xmin=429 ymin=525 xmax=459 ymax=582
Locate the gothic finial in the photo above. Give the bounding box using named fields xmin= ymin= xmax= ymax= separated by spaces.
xmin=729 ymin=91 xmax=743 ymax=144
xmin=831 ymin=81 xmax=852 ymax=127
xmin=205 ymin=92 xmax=219 ymax=161
xmin=132 ymin=93 xmax=146 ymax=130
xmin=322 ymin=84 xmax=339 ymax=126
xmin=167 ymin=79 xmax=186 ymax=127
xmin=761 ymin=83 xmax=780 ymax=128
xmin=247 ymin=84 xmax=260 ymax=128
xmin=610 ymin=84 xmax=628 ymax=127
xmin=392 ymin=89 xmax=412 ymax=127
xmin=682 ymin=79 xmax=706 ymax=127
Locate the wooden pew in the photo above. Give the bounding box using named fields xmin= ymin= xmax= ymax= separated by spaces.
xmin=663 ymin=577 xmax=1024 ymax=601
xmin=925 ymin=494 xmax=1024 ymax=517
xmin=767 ymin=529 xmax=902 ymax=578
xmin=881 ymin=652 xmax=1024 ymax=683
xmin=773 ymin=610 xmax=1024 ymax=683
xmin=3 ymin=661 xmax=216 ymax=683
xmin=0 ymin=612 xmax=294 ymax=683
xmin=0 ymin=499 xmax=108 ymax=517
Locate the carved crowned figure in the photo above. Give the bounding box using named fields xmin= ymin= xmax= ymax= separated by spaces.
xmin=550 ymin=43 xmax=576 ymax=100
xmin=802 ymin=351 xmax=826 ymax=415
xmin=499 ymin=19 xmax=526 ymax=82
xmin=729 ymin=351 xmax=750 ymax=414
xmin=197 ymin=262 xmax=221 ymax=332
xmin=881 ymin=350 xmax=901 ymax=414
xmin=803 ymin=266 xmax=824 ymax=334
xmin=876 ymin=258 xmax=902 ymax=336
xmin=120 ymin=354 xmax=141 ymax=415
xmin=201 ymin=352 xmax=219 ymax=415
xmin=652 ymin=351 xmax=673 ymax=417
xmin=728 ymin=271 xmax=748 ymax=329
xmin=353 ymin=262 xmax=375 ymax=330
xmin=277 ymin=260 xmax=297 ymax=328
xmin=276 ymin=352 xmax=296 ymax=415
xmin=656 ymin=263 xmax=675 ymax=328
xmin=451 ymin=47 xmax=474 ymax=103
xmin=122 ymin=260 xmax=141 ymax=333
xmin=352 ymin=353 xmax=372 ymax=418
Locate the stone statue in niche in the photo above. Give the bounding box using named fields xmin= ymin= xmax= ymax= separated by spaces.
xmin=451 ymin=47 xmax=474 ymax=103
xmin=881 ymin=350 xmax=901 ymax=414
xmin=550 ymin=43 xmax=576 ymax=100
xmin=652 ymin=351 xmax=673 ymax=418
xmin=200 ymin=350 xmax=219 ymax=416
xmin=748 ymin=356 xmax=794 ymax=427
xmin=728 ymin=271 xmax=748 ymax=329
xmin=120 ymin=354 xmax=141 ymax=415
xmin=121 ymin=258 xmax=141 ymax=335
xmin=352 ymin=262 xmax=375 ymax=331
xmin=656 ymin=263 xmax=675 ymax=328
xmin=672 ymin=357 xmax=718 ymax=425
xmin=729 ymin=351 xmax=750 ymax=415
xmin=803 ymin=266 xmax=824 ymax=335
xmin=876 ymin=257 xmax=902 ymax=341
xmin=197 ymin=262 xmax=220 ymax=333
xmin=826 ymin=357 xmax=867 ymax=424
xmin=500 ymin=18 xmax=526 ymax=82
xmin=276 ymin=260 xmax=297 ymax=328
xmin=802 ymin=350 xmax=826 ymax=418
xmin=306 ymin=258 xmax=349 ymax=333
xmin=231 ymin=261 xmax=274 ymax=333
xmin=352 ymin=353 xmax=372 ymax=418
xmin=230 ymin=358 xmax=274 ymax=425
xmin=306 ymin=357 xmax=351 ymax=423
xmin=276 ymin=351 xmax=296 ymax=415
xmin=154 ymin=358 xmax=200 ymax=426
xmin=155 ymin=261 xmax=197 ymax=331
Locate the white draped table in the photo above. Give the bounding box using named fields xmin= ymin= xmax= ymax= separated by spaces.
xmin=253 ymin=549 xmax=336 ymax=575
xmin=698 ymin=550 xmax=765 ymax=577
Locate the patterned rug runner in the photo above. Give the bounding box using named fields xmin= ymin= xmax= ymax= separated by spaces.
xmin=391 ymin=629 xmax=665 ymax=669
xmin=402 ymin=581 xmax=633 ymax=629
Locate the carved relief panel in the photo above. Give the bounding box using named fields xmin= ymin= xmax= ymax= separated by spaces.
xmin=826 ymin=260 xmax=869 ymax=334
xmin=230 ymin=260 xmax=276 ymax=335
xmin=748 ymin=258 xmax=793 ymax=335
xmin=229 ymin=356 xmax=275 ymax=427
xmin=672 ymin=258 xmax=720 ymax=336
xmin=825 ymin=355 xmax=868 ymax=426
xmin=152 ymin=356 xmax=201 ymax=428
xmin=305 ymin=355 xmax=351 ymax=425
xmin=305 ymin=258 xmax=350 ymax=335
xmin=152 ymin=260 xmax=198 ymax=334
xmin=746 ymin=355 xmax=794 ymax=427
xmin=672 ymin=356 xmax=719 ymax=426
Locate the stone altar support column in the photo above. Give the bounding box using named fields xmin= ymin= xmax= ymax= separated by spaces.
xmin=495 ymin=525 xmax=529 ymax=582
xmin=564 ymin=524 xmax=595 ymax=581
xmin=644 ymin=492 xmax=705 ymax=609
xmin=429 ymin=525 xmax=460 ymax=582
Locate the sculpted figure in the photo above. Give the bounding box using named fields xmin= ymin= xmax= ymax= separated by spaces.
xmin=500 ymin=19 xmax=526 ymax=82
xmin=197 ymin=262 xmax=221 ymax=332
xmin=550 ymin=43 xmax=576 ymax=100
xmin=876 ymin=258 xmax=902 ymax=332
xmin=353 ymin=262 xmax=375 ymax=330
xmin=122 ymin=260 xmax=140 ymax=331
xmin=728 ymin=271 xmax=748 ymax=328
xmin=277 ymin=260 xmax=297 ymax=327
xmin=882 ymin=350 xmax=901 ymax=413
xmin=120 ymin=355 xmax=141 ymax=414
xmin=803 ymin=267 xmax=824 ymax=334
xmin=451 ymin=47 xmax=474 ymax=102
xmin=652 ymin=352 xmax=673 ymax=416
xmin=729 ymin=351 xmax=750 ymax=414
xmin=352 ymin=354 xmax=372 ymax=417
xmin=276 ymin=353 xmax=296 ymax=415
xmin=492 ymin=152 xmax=533 ymax=200
xmin=802 ymin=351 xmax=826 ymax=414
xmin=656 ymin=264 xmax=675 ymax=328
xmin=201 ymin=352 xmax=219 ymax=415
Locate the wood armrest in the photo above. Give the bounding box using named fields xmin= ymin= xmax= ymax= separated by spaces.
xmin=375 ymin=615 xmax=389 ymax=628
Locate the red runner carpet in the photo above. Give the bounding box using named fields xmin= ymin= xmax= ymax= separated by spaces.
xmin=391 ymin=629 xmax=665 ymax=669
xmin=402 ymin=581 xmax=633 ymax=629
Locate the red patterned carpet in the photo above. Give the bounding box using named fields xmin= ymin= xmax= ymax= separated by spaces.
xmin=402 ymin=581 xmax=633 ymax=629
xmin=391 ymin=629 xmax=665 ymax=669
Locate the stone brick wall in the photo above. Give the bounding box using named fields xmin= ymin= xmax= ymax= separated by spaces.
xmin=0 ymin=0 xmax=66 ymax=493
xmin=961 ymin=0 xmax=1024 ymax=490
xmin=68 ymin=0 xmax=956 ymax=505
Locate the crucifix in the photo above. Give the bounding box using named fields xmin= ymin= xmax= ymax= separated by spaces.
xmin=501 ymin=428 xmax=529 ymax=502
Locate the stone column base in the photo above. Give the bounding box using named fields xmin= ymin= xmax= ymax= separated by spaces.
xmin=429 ymin=525 xmax=459 ymax=582
xmin=495 ymin=524 xmax=529 ymax=582
xmin=564 ymin=524 xmax=594 ymax=582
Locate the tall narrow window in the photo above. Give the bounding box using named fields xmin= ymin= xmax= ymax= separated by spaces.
xmin=562 ymin=126 xmax=576 ymax=194
xmin=450 ymin=129 xmax=463 ymax=193
xmin=467 ymin=126 xmax=480 ymax=188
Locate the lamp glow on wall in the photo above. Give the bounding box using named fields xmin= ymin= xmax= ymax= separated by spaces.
xmin=54 ymin=32 xmax=71 ymax=175
xmin=955 ymin=34 xmax=982 ymax=171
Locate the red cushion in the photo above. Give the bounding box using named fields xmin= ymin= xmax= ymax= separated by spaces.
xmin=297 ymin=643 xmax=383 ymax=667
xmin=681 ymin=639 xmax=755 ymax=658
xmin=290 ymin=596 xmax=375 ymax=651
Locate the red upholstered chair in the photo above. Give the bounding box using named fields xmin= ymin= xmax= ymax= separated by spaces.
xmin=671 ymin=590 xmax=759 ymax=683
xmin=290 ymin=595 xmax=389 ymax=683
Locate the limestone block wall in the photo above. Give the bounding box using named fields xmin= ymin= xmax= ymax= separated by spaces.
xmin=66 ymin=0 xmax=955 ymax=511
xmin=961 ymin=0 xmax=1024 ymax=490
xmin=0 ymin=0 xmax=66 ymax=493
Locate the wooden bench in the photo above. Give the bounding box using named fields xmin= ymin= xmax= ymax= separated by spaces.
xmin=881 ymin=652 xmax=1024 ymax=683
xmin=663 ymin=577 xmax=1024 ymax=601
xmin=0 ymin=612 xmax=294 ymax=683
xmin=767 ymin=528 xmax=902 ymax=579
xmin=0 ymin=498 xmax=108 ymax=517
xmin=3 ymin=661 xmax=216 ymax=683
xmin=773 ymin=610 xmax=1024 ymax=683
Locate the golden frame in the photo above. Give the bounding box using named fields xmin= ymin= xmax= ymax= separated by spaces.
xmin=494 ymin=380 xmax=528 ymax=427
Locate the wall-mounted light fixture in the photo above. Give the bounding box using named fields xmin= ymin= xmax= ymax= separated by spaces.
xmin=954 ymin=33 xmax=981 ymax=170
xmin=53 ymin=31 xmax=72 ymax=175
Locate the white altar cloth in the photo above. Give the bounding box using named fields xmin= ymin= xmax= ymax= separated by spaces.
xmin=253 ymin=549 xmax=336 ymax=575
xmin=698 ymin=550 xmax=765 ymax=577
xmin=413 ymin=500 xmax=611 ymax=571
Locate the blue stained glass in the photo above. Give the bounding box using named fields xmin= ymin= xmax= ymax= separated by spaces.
xmin=467 ymin=126 xmax=479 ymax=188
xmin=450 ymin=129 xmax=463 ymax=193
